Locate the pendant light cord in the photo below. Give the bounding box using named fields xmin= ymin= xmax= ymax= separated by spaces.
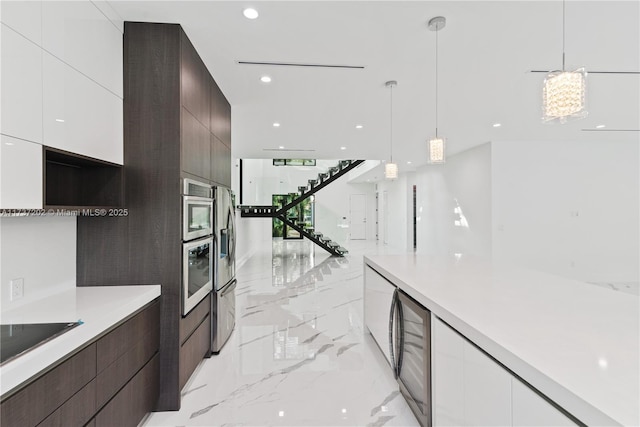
xmin=562 ymin=0 xmax=566 ymax=70
xmin=389 ymin=83 xmax=394 ymax=163
xmin=435 ymin=26 xmax=439 ymax=138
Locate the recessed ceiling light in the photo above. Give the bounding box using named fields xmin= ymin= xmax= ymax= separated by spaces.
xmin=55 ymin=119 xmax=65 ymax=123
xmin=279 ymin=146 xmax=284 ymax=149
xmin=355 ymin=125 xmax=363 ymax=129
xmin=492 ymin=123 xmax=501 ymax=128
xmin=4 ymin=142 xmax=14 ymax=146
xmin=407 ymin=161 xmax=412 ymax=164
xmin=340 ymin=146 xmax=346 ymax=150
xmin=596 ymin=124 xmax=606 ymax=129
xmin=260 ymin=75 xmax=271 ymax=83
xmin=278 ymin=411 xmax=284 ymax=417
xmin=273 ymin=122 xmax=280 ymax=127
xmin=243 ymin=8 xmax=259 ymax=19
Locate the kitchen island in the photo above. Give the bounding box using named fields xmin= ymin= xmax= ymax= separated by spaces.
xmin=0 ymin=285 xmax=161 ymax=426
xmin=364 ymin=255 xmax=638 ymax=426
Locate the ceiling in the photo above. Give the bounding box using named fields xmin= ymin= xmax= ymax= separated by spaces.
xmin=109 ymin=1 xmax=640 ymax=172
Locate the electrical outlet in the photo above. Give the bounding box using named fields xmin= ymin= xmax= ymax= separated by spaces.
xmin=10 ymin=278 xmax=24 ymax=301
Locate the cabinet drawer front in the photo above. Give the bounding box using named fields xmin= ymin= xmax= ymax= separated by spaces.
xmin=38 ymin=379 xmax=96 ymax=427
xmin=180 ymin=293 xmax=210 ymax=344
xmin=96 ymin=327 xmax=159 ymax=408
xmin=0 ymin=344 xmax=96 ymax=427
xmin=179 ymin=314 xmax=210 ymax=390
xmin=95 ymin=354 xmax=159 ymax=427
xmin=97 ymin=300 xmax=160 ymax=372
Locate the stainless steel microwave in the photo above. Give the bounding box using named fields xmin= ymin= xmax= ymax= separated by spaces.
xmin=182 ymin=179 xmax=213 ymax=242
xmin=182 ymin=236 xmax=213 ymax=315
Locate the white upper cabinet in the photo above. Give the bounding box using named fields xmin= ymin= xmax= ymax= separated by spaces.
xmin=0 ymin=0 xmax=42 ymax=46
xmin=42 ymin=1 xmax=123 ymax=98
xmin=43 ymin=52 xmax=123 ymax=164
xmin=512 ymin=379 xmax=577 ymax=427
xmin=1 ymin=24 xmax=43 ymax=144
xmin=0 ymin=135 xmax=43 ymax=209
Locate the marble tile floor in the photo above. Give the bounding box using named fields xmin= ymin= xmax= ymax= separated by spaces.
xmin=143 ymin=238 xmax=420 ymax=427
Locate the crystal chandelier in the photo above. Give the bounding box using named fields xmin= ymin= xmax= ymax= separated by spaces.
xmin=542 ymin=0 xmax=587 ymax=123
xmin=428 ymin=16 xmax=446 ymax=164
xmin=385 ymin=80 xmax=398 ymax=180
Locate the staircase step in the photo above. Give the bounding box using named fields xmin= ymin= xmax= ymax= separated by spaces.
xmin=318 ymin=172 xmax=329 ymax=182
xmin=329 ymin=166 xmax=339 ymax=175
xmin=298 ymin=186 xmax=307 ymax=194
xmin=308 ymin=179 xmax=318 ymax=187
xmin=328 ymin=242 xmax=340 ymax=248
xmin=339 ymin=160 xmax=351 ymax=169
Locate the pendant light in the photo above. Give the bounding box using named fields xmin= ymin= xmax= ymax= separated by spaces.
xmin=385 ymin=80 xmax=398 ymax=180
xmin=542 ymin=0 xmax=587 ymax=123
xmin=428 ymin=16 xmax=446 ymax=164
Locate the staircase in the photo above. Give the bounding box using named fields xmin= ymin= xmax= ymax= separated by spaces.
xmin=240 ymin=159 xmax=364 ymax=256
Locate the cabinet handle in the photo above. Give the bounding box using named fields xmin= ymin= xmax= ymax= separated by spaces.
xmin=396 ymin=294 xmax=405 ymax=377
xmin=389 ymin=288 xmax=399 ymax=379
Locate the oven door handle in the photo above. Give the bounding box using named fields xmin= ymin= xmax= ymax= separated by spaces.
xmin=220 ymin=279 xmax=237 ymax=297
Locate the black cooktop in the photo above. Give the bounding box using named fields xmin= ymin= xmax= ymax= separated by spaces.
xmin=0 ymin=322 xmax=81 ymax=365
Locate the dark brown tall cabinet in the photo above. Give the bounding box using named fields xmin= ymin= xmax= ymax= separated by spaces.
xmin=77 ymin=22 xmax=232 ymax=411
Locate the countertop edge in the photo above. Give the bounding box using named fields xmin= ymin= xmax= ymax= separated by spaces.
xmin=363 ymin=256 xmax=623 ymax=427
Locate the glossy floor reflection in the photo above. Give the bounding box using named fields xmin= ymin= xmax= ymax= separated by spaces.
xmin=144 ymin=238 xmax=419 ymax=427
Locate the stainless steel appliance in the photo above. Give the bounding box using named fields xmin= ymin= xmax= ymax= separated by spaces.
xmin=182 ymin=237 xmax=213 ymax=315
xmin=211 ymin=186 xmax=236 ymax=353
xmin=390 ymin=289 xmax=432 ymax=427
xmin=182 ymin=178 xmax=214 ymax=315
xmin=182 ymin=179 xmax=213 ymax=242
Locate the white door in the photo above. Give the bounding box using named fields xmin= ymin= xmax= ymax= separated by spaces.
xmin=349 ymin=194 xmax=366 ymax=240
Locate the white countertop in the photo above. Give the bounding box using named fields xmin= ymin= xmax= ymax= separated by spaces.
xmin=364 ymin=255 xmax=639 ymax=427
xmin=0 ymin=285 xmax=161 ymax=398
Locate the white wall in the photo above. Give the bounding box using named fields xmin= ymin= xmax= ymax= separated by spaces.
xmin=386 ymin=139 xmax=638 ymax=283
xmin=415 ymin=143 xmax=493 ymax=257
xmin=240 ymin=159 xmax=376 ymax=246
xmin=0 ymin=216 xmax=77 ymax=311
xmin=0 ymin=1 xmax=123 ymax=309
xmin=234 ymin=216 xmax=271 ymax=270
xmin=492 ymin=139 xmax=639 ymax=282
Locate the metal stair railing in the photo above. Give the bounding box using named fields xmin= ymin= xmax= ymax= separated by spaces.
xmin=280 ymin=216 xmax=348 ymax=257
xmin=274 ymin=160 xmax=364 ymax=216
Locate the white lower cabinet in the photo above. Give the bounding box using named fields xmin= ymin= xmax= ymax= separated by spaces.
xmin=0 ymin=136 xmax=43 ymax=209
xmin=512 ymin=379 xmax=576 ymax=426
xmin=364 ymin=265 xmax=395 ymax=364
xmin=432 ymin=316 xmax=464 ymax=426
xmin=432 ymin=316 xmax=576 ymax=426
xmin=463 ymin=341 xmax=512 ymax=426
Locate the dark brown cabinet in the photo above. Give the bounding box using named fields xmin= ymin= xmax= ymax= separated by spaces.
xmin=181 ymin=31 xmax=210 ymax=130
xmin=0 ymin=300 xmax=160 ymax=427
xmin=44 ymin=146 xmax=123 ymax=209
xmin=77 ymin=21 xmax=231 ymax=412
xmin=182 ymin=107 xmax=211 ymax=180
xmin=210 ymin=78 xmax=231 ymax=148
xmin=211 ymin=134 xmax=231 ymax=187
xmin=179 ymin=294 xmax=211 ymax=390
